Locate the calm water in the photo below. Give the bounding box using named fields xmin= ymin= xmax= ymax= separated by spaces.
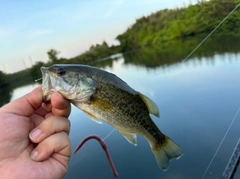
xmin=7 ymin=43 xmax=240 ymax=178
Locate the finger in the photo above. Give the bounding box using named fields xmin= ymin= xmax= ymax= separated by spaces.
xmin=0 ymin=86 xmax=43 ymax=116
xmin=51 ymin=92 xmax=71 ymax=117
xmin=30 ymin=132 xmax=71 ymax=162
xmin=34 ymin=102 xmax=52 ymax=117
xmin=35 ymin=92 xmax=71 ymax=118
xmin=29 ymin=116 xmax=71 ymax=143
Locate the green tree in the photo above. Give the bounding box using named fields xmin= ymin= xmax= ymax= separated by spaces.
xmin=0 ymin=70 xmax=11 ymax=107
xmin=116 ymin=0 xmax=240 ymax=51
xmin=30 ymin=61 xmax=45 ymax=80
xmin=47 ymin=49 xmax=59 ymax=63
xmin=0 ymin=71 xmax=9 ymax=88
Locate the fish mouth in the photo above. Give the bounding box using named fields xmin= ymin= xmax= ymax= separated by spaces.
xmin=41 ymin=67 xmax=55 ymax=102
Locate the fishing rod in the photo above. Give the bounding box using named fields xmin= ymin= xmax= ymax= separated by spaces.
xmin=201 ymin=107 xmax=240 ymax=179
xmin=222 ymin=137 xmax=240 ymax=179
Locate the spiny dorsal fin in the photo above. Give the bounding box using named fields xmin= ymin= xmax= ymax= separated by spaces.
xmin=118 ymin=131 xmax=137 ymax=146
xmin=138 ymin=92 xmax=160 ymax=118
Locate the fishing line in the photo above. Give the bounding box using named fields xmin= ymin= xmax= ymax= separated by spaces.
xmin=182 ymin=3 xmax=240 ymax=63
xmin=201 ymin=106 xmax=240 ymax=179
xmin=179 ymin=3 xmax=240 ymax=178
xmin=84 ymin=128 xmax=91 ymax=135
xmin=103 ymin=129 xmax=115 ymax=141
xmin=34 ymin=78 xmax=42 ymax=85
xmin=87 ymin=2 xmax=240 ymax=153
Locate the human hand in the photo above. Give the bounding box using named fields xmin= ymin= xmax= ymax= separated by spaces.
xmin=0 ymin=86 xmax=71 ymax=179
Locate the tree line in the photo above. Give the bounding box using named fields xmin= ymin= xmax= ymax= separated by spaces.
xmin=117 ymin=0 xmax=240 ymax=50
xmin=1 ymin=0 xmax=240 ymax=101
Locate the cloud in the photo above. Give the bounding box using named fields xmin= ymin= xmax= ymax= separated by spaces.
xmin=103 ymin=0 xmax=123 ymax=18
xmin=27 ymin=29 xmax=54 ymax=39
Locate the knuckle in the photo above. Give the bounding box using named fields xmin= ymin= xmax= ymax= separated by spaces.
xmin=40 ymin=116 xmax=71 ymax=136
xmin=66 ymin=119 xmax=71 ymax=130
xmin=44 ymin=117 xmax=55 ymax=131
xmin=36 ymin=132 xmax=71 ymax=161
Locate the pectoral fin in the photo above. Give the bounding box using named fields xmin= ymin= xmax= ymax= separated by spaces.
xmin=119 ymin=131 xmax=137 ymax=146
xmin=91 ymin=98 xmax=112 ymax=112
xmin=84 ymin=111 xmax=102 ymax=124
xmin=138 ymin=92 xmax=160 ymax=118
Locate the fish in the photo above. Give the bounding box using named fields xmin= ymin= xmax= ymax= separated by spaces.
xmin=41 ymin=64 xmax=184 ymax=170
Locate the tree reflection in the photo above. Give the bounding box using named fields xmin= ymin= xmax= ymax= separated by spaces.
xmin=122 ymin=35 xmax=240 ymax=68
xmin=1 ymin=35 xmax=240 ymax=106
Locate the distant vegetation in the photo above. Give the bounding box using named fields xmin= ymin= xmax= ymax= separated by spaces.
xmin=0 ymin=71 xmax=12 ymax=106
xmin=117 ymin=0 xmax=240 ymax=50
xmin=1 ymin=0 xmax=240 ymax=106
xmin=69 ymin=41 xmax=120 ymax=64
xmin=0 ymin=71 xmax=9 ymax=89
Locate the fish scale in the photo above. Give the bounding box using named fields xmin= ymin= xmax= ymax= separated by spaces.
xmin=92 ymin=82 xmax=151 ymax=131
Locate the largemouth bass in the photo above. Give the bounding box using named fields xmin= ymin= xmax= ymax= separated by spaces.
xmin=41 ymin=64 xmax=184 ymax=170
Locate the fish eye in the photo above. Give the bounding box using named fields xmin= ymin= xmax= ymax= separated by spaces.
xmin=56 ymin=67 xmax=66 ymax=76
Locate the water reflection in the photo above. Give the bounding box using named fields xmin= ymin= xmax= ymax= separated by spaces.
xmin=121 ymin=35 xmax=240 ymax=69
xmin=10 ymin=84 xmax=39 ymax=101
xmin=1 ymin=35 xmax=239 ymax=106
xmin=64 ymin=54 xmax=240 ymax=179
xmin=1 ymin=36 xmax=240 ymax=178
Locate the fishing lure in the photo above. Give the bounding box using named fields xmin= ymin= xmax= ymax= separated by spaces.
xmin=73 ymin=135 xmax=119 ymax=178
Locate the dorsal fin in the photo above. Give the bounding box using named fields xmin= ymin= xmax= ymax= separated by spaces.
xmin=138 ymin=92 xmax=160 ymax=118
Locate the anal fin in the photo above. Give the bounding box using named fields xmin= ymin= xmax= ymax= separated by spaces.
xmin=118 ymin=131 xmax=137 ymax=146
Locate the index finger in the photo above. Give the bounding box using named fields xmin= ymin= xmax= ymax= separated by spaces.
xmin=0 ymin=86 xmax=43 ymax=116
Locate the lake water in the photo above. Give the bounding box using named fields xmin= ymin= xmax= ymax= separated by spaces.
xmin=5 ymin=39 xmax=240 ymax=179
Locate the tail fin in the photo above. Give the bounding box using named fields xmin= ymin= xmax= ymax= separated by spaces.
xmin=151 ymin=136 xmax=184 ymax=171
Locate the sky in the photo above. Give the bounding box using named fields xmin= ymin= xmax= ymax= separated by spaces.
xmin=0 ymin=0 xmax=194 ymax=73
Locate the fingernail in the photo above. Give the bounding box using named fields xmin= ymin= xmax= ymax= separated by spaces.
xmin=30 ymin=150 xmax=38 ymax=161
xmin=30 ymin=129 xmax=41 ymax=140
